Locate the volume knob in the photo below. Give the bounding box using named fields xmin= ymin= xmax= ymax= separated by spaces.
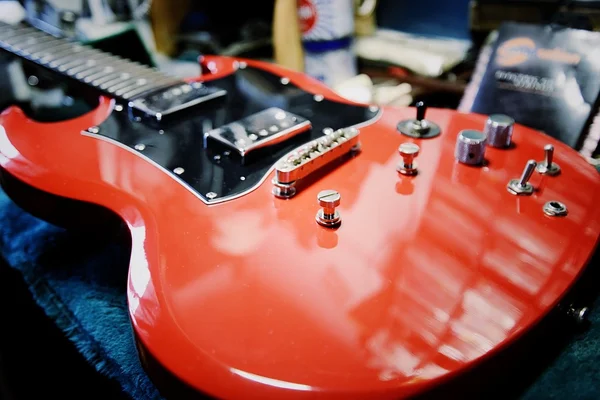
xmin=484 ymin=114 xmax=514 ymax=148
xmin=455 ymin=129 xmax=487 ymax=165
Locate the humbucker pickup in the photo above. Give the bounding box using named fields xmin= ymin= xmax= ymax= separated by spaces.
xmin=272 ymin=127 xmax=361 ymax=198
xmin=205 ymin=107 xmax=312 ymax=156
xmin=129 ymin=82 xmax=227 ymax=122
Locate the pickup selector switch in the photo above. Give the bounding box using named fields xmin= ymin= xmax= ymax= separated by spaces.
xmin=397 ymin=101 xmax=441 ymax=139
xmin=536 ymin=144 xmax=561 ymax=176
xmin=507 ymin=159 xmax=537 ymax=195
xmin=485 ymin=114 xmax=514 ymax=148
xmin=455 ymin=129 xmax=487 ymax=165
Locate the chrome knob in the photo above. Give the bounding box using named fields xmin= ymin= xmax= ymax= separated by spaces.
xmin=455 ymin=129 xmax=487 ymax=165
xmin=507 ymin=159 xmax=537 ymax=195
xmin=484 ymin=114 xmax=514 ymax=148
xmin=536 ymin=144 xmax=561 ymax=176
xmin=316 ymin=189 xmax=341 ymax=227
xmin=397 ymin=142 xmax=420 ymax=175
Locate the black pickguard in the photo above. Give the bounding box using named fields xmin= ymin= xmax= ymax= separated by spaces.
xmin=91 ymin=66 xmax=379 ymax=203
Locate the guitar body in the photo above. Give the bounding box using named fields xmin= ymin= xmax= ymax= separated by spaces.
xmin=1 ymin=55 xmax=599 ymax=399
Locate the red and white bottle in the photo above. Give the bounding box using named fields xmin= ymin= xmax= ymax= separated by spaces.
xmin=297 ymin=0 xmax=357 ymax=88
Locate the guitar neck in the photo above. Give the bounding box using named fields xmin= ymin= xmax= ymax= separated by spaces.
xmin=0 ymin=21 xmax=182 ymax=102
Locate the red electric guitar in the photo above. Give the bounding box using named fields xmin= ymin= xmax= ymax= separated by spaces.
xmin=1 ymin=21 xmax=599 ymax=399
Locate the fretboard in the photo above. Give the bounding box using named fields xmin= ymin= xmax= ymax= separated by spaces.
xmin=0 ymin=21 xmax=182 ymax=101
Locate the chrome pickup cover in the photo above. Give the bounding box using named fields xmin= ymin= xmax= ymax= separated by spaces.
xmin=205 ymin=107 xmax=311 ymax=157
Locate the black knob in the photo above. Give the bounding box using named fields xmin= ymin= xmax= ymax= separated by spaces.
xmin=416 ymin=101 xmax=426 ymax=122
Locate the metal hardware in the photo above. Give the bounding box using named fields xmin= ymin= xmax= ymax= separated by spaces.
xmin=173 ymin=167 xmax=185 ymax=175
xmin=134 ymin=144 xmax=146 ymax=151
xmin=484 ymin=114 xmax=514 ymax=148
xmin=206 ymin=108 xmax=311 ymax=157
xmin=507 ymin=160 xmax=537 ymax=195
xmin=88 ymin=126 xmax=99 ymax=134
xmin=543 ymin=200 xmax=568 ymax=217
xmin=455 ymin=129 xmax=487 ymax=165
xmin=397 ymin=101 xmax=441 ymax=139
xmin=206 ymin=192 xmax=218 ymax=199
xmin=128 ymin=82 xmax=228 ymax=121
xmin=566 ymin=305 xmax=590 ymax=325
xmin=397 ymin=143 xmax=420 ymax=175
xmin=280 ymin=77 xmax=290 ymax=85
xmin=536 ymin=144 xmax=561 ymax=176
xmin=316 ymin=190 xmax=341 ymax=227
xmin=272 ymin=127 xmax=361 ymax=199
xmin=314 ymin=94 xmax=324 ymax=102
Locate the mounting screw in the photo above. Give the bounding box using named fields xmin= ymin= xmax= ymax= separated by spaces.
xmin=316 ymin=189 xmax=341 ymax=228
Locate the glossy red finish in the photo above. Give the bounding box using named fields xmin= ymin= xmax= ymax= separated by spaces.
xmin=1 ymin=56 xmax=600 ymax=399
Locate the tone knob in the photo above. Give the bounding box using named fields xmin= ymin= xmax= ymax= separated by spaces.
xmin=455 ymin=129 xmax=487 ymax=165
xmin=316 ymin=189 xmax=341 ymax=227
xmin=397 ymin=142 xmax=420 ymax=175
xmin=484 ymin=114 xmax=514 ymax=148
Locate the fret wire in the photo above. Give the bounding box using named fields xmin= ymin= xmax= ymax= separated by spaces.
xmin=96 ymin=67 xmax=153 ymax=88
xmin=121 ymin=82 xmax=178 ymax=100
xmin=17 ymin=36 xmax=62 ymax=53
xmin=65 ymin=53 xmax=118 ymax=75
xmin=45 ymin=46 xmax=92 ymax=68
xmin=1 ymin=23 xmax=184 ymax=102
xmin=106 ymin=75 xmax=154 ymax=93
xmin=115 ymin=76 xmax=177 ymax=96
xmin=94 ymin=72 xmax=134 ymax=87
xmin=30 ymin=42 xmax=77 ymax=62
xmin=101 ymin=67 xmax=161 ymax=89
xmin=77 ymin=59 xmax=140 ymax=81
xmin=16 ymin=39 xmax=62 ymax=58
xmin=101 ymin=71 xmax=156 ymax=93
xmin=89 ymin=60 xmax=150 ymax=84
xmin=53 ymin=48 xmax=103 ymax=70
xmin=4 ymin=31 xmax=48 ymax=47
xmin=39 ymin=45 xmax=85 ymax=65
xmin=0 ymin=27 xmax=38 ymax=41
xmin=74 ymin=64 xmax=118 ymax=80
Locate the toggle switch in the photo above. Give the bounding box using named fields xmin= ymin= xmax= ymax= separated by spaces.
xmin=536 ymin=144 xmax=561 ymax=176
xmin=316 ymin=190 xmax=341 ymax=228
xmin=507 ymin=159 xmax=537 ymax=195
xmin=396 ymin=101 xmax=441 ymax=139
xmin=397 ymin=142 xmax=420 ymax=175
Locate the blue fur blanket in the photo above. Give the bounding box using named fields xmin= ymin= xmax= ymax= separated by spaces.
xmin=0 ymin=185 xmax=598 ymax=400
